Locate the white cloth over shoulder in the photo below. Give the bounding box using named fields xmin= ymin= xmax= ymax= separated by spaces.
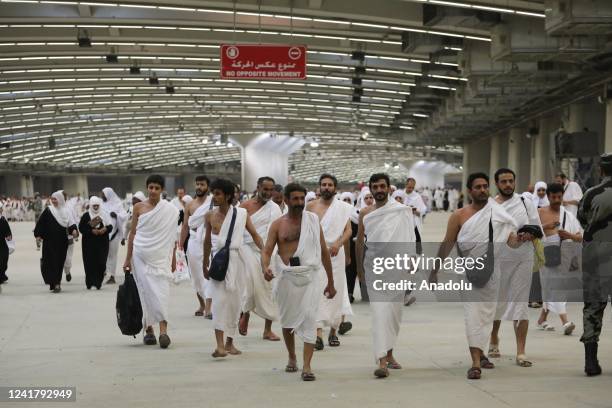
xmin=363 ymin=200 xmax=415 ymax=361
xmin=102 ymin=187 xmax=128 ymax=240
xmin=132 ymin=200 xmax=179 ymax=327
xmin=241 ymin=200 xmax=282 ymax=320
xmin=273 ymin=211 xmax=321 ymax=344
xmin=210 ymin=206 xmax=247 ymax=337
xmin=563 ymin=181 xmax=583 ymax=217
xmin=458 ymin=198 xmax=516 ymax=351
xmin=186 ymin=195 xmax=213 ymax=299
xmin=317 ymin=199 xmax=353 ymax=329
xmin=404 ymin=191 xmax=427 ymax=231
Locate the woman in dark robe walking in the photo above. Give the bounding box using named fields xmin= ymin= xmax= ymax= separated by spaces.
xmin=0 ymin=203 xmax=12 ymax=285
xmin=79 ymin=196 xmax=113 ymax=290
xmin=34 ymin=191 xmax=77 ymax=293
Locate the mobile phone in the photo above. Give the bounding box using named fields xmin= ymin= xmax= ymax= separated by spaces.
xmin=289 ymin=256 xmax=301 ymax=267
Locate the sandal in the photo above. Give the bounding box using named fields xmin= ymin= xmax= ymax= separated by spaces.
xmin=212 ymin=349 xmax=228 ymax=358
xmin=285 ymin=364 xmax=299 ymax=373
xmin=467 ymin=367 xmax=482 ymax=380
xmin=301 ymin=371 xmax=316 ymax=381
xmin=194 ymin=311 xmax=204 ymax=317
xmin=516 ymin=354 xmax=533 ymax=367
xmin=488 ymin=344 xmax=501 ymax=358
xmin=563 ymin=322 xmax=576 ymax=336
xmin=338 ymin=321 xmax=352 ymax=335
xmin=328 ymin=334 xmax=340 ymax=347
xmin=374 ymin=367 xmax=389 ymax=378
xmin=315 ymin=336 xmax=324 ymax=351
xmin=480 ymin=356 xmax=495 ymax=369
xmin=387 ymin=361 xmax=402 ymax=369
xmin=538 ymin=322 xmax=555 ymax=331
xmin=205 ymin=313 xmax=213 ymax=320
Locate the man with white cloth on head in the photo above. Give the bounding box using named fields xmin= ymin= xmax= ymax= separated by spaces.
xmin=307 ymin=173 xmax=353 ymax=350
xmin=179 ymin=175 xmax=213 ymax=318
xmin=123 ymin=175 xmax=179 ymax=349
xmin=238 ymin=176 xmax=282 ymax=341
xmin=262 ymin=183 xmax=336 ymax=382
xmin=357 ymin=173 xmax=416 ymax=379
xmin=488 ymin=168 xmax=541 ymax=367
xmin=430 ymin=172 xmax=522 ymax=380
xmin=204 ymin=178 xmax=264 ymax=358
xmin=102 ymin=187 xmax=128 ymax=285
xmin=555 ymin=173 xmax=583 ymax=217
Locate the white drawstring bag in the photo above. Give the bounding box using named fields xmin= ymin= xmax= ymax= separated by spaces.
xmin=173 ymin=249 xmax=190 ymax=285
xmin=6 ymin=238 xmax=15 ymax=255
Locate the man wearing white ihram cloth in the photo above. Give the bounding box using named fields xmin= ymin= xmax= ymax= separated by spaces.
xmin=261 ymin=183 xmax=336 ymax=381
xmin=238 ymin=176 xmax=282 ymax=341
xmin=204 ymin=178 xmax=263 ymax=358
xmin=123 ymin=175 xmax=179 ymax=349
xmin=431 ymin=172 xmax=521 ymax=380
xmin=307 ymin=173 xmax=353 ymax=350
xmin=488 ymin=168 xmax=541 ymax=367
xmin=179 ymin=175 xmax=213 ymax=318
xmin=357 ymin=173 xmax=416 ymax=379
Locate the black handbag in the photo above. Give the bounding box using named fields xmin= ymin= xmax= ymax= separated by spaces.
xmin=460 ymin=212 xmax=494 ymax=288
xmin=544 ymin=212 xmax=566 ymax=267
xmin=209 ymin=207 xmax=237 ymax=281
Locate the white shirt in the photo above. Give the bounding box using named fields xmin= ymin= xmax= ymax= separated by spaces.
xmin=563 ymin=181 xmax=583 ymax=217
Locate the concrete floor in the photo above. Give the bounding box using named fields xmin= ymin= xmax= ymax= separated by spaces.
xmin=1 ymin=212 xmax=611 ymax=408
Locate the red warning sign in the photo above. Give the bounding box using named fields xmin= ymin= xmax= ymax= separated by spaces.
xmin=220 ymin=44 xmax=307 ymax=80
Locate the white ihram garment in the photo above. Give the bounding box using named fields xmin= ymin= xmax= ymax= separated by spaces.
xmin=131 ymin=200 xmax=179 ymax=327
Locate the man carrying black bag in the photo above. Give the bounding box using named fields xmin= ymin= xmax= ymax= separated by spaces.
xmin=116 ymin=271 xmax=143 ymax=337
xmin=203 ymin=179 xmax=263 ymax=358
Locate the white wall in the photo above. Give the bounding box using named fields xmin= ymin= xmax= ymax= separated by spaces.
xmin=407 ymin=160 xmax=460 ymax=189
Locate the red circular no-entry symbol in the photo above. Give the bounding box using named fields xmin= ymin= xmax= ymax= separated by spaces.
xmin=288 ymin=47 xmax=302 ymax=60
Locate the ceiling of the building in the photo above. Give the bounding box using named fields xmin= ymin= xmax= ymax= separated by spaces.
xmin=1 ymin=0 xmax=610 ymax=182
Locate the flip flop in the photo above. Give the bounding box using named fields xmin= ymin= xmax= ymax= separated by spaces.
xmin=285 ymin=365 xmax=299 ymax=373
xmin=315 ymin=336 xmax=324 ymax=351
xmin=263 ymin=333 xmax=281 ymax=341
xmin=374 ymin=368 xmax=389 ymax=378
xmin=516 ymin=354 xmax=533 ymax=367
xmin=480 ymin=356 xmax=495 ymax=369
xmin=212 ymin=350 xmax=228 ymax=358
xmin=488 ymin=344 xmax=501 ymax=358
xmin=194 ymin=311 xmax=204 ymax=317
xmin=467 ymin=367 xmax=482 ymax=380
xmin=338 ymin=321 xmax=353 ymax=335
xmin=538 ymin=322 xmax=555 ymax=331
xmin=328 ymin=335 xmax=340 ymax=347
xmin=226 ymin=347 xmax=242 ymax=355
xmin=205 ymin=313 xmax=213 ymax=320
xmin=301 ymin=372 xmax=316 ymax=381
xmin=387 ymin=361 xmax=402 ymax=369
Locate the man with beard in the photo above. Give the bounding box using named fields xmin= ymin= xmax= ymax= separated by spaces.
xmin=261 ymin=183 xmax=336 ymax=381
xmin=272 ymin=184 xmax=287 ymax=215
xmin=356 ymin=173 xmax=416 ymax=378
xmin=430 ymin=173 xmax=521 ymax=380
xmin=307 ymin=173 xmax=353 ymax=349
xmin=487 ymin=168 xmax=540 ymax=367
xmin=238 ymin=177 xmax=282 ymax=340
xmin=179 ymin=176 xmax=213 ymax=317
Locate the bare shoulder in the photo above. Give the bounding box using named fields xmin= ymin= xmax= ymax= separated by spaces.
xmin=240 ymin=198 xmax=254 ymax=210
xmin=306 ymin=200 xmax=316 ymax=211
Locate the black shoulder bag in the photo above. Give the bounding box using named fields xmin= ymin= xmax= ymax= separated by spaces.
xmin=209 ymin=207 xmax=237 ymax=281
xmin=544 ymin=211 xmax=566 ymax=267
xmin=461 ymin=211 xmax=494 ymax=288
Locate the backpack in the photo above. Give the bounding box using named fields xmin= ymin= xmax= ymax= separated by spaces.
xmin=116 ymin=272 xmax=143 ymax=337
